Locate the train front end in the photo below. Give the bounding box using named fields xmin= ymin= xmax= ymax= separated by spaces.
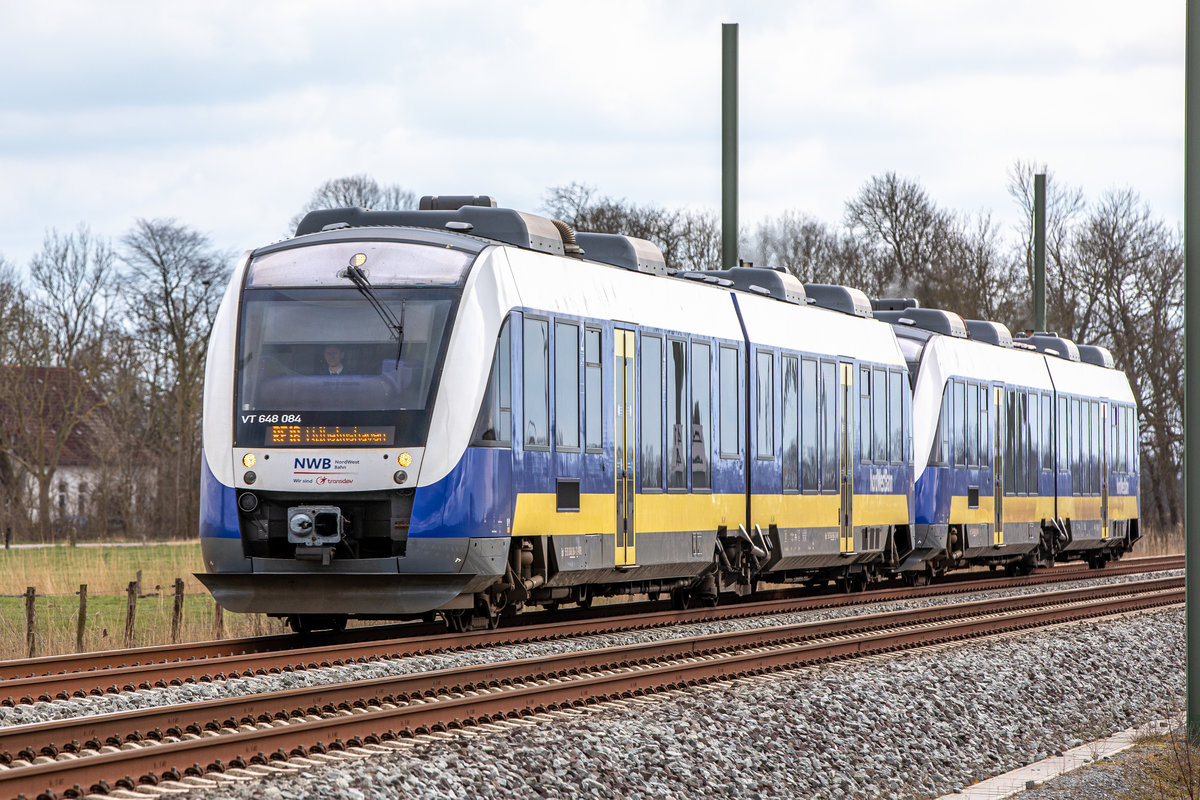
xmin=197 ymin=229 xmax=503 ymax=629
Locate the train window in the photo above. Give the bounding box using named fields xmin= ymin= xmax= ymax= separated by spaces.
xmin=933 ymin=386 xmax=950 ymax=466
xmin=1124 ymin=406 xmax=1134 ymax=474
xmin=953 ymin=380 xmax=966 ymax=468
xmin=1090 ymin=401 xmax=1099 ymax=494
xmin=719 ymin=345 xmax=739 ymax=458
xmin=1057 ymin=396 xmax=1067 ymax=473
xmin=1071 ymin=397 xmax=1082 ymax=490
xmin=640 ymin=335 xmax=663 ymax=490
xmin=691 ymin=342 xmax=712 ymax=491
xmin=1005 ymin=390 xmax=1016 ymax=493
xmin=859 ymin=367 xmax=872 ymax=464
xmin=966 ymin=381 xmax=979 ymax=468
xmin=667 ymin=338 xmax=688 ymax=490
xmin=819 ymin=361 xmax=838 ymax=493
xmin=554 ymin=321 xmax=580 ymax=451
xmin=801 ymin=358 xmax=819 ymax=492
xmin=783 ymin=355 xmax=799 ymax=491
xmin=1112 ymin=404 xmax=1121 ymax=474
xmin=1027 ymin=393 xmax=1039 ymax=491
xmin=523 ymin=318 xmax=550 ymax=449
xmin=1040 ymin=394 xmax=1051 ymax=472
xmin=979 ymin=384 xmax=989 ymax=468
xmin=872 ymin=367 xmax=887 ymax=465
xmin=1128 ymin=406 xmax=1137 ymax=474
xmin=889 ymin=370 xmax=903 ymax=464
xmin=585 ymin=328 xmax=602 ymax=451
xmin=756 ymin=351 xmax=775 ymax=460
xmin=470 ymin=318 xmax=511 ymax=446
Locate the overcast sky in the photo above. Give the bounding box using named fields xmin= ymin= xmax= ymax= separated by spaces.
xmin=0 ymin=1 xmax=1183 ymax=271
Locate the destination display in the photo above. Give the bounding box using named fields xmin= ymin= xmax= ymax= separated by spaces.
xmin=267 ymin=425 xmax=393 ymax=446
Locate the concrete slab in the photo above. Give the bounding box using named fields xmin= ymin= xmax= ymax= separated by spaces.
xmin=934 ymin=719 xmax=1172 ymax=800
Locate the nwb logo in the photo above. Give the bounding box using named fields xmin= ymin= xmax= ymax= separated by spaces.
xmin=295 ymin=458 xmax=332 ymax=470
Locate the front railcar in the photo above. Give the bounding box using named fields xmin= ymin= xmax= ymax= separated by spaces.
xmin=197 ymin=229 xmax=507 ymax=625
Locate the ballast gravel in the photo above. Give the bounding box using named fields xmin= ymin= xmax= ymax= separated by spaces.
xmin=161 ymin=605 xmax=1182 ymax=800
xmin=0 ymin=569 xmax=1178 ymax=730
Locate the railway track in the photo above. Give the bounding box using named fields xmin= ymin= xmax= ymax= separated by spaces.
xmin=0 ymin=554 xmax=1180 ymax=706
xmin=0 ymin=574 xmax=1181 ymax=800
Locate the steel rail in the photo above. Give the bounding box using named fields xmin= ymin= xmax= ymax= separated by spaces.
xmin=0 ymin=557 xmax=1182 ymax=706
xmin=0 ymin=581 xmax=1180 ymax=800
xmin=0 ymin=555 xmax=1178 ymax=683
xmin=0 ymin=576 xmax=1181 ymax=770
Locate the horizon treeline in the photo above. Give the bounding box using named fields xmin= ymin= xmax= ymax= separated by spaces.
xmin=0 ymin=163 xmax=1181 ymax=541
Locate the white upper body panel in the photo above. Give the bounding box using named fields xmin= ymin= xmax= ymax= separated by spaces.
xmin=202 ymin=251 xmax=252 ymax=486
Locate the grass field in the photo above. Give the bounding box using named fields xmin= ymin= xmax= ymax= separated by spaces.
xmin=0 ymin=540 xmax=288 ymax=660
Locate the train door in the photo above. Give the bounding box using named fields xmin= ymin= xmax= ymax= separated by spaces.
xmin=1100 ymin=402 xmax=1109 ymax=539
xmin=614 ymin=329 xmax=636 ymax=566
xmin=839 ymin=362 xmax=854 ymax=554
xmin=993 ymin=385 xmax=1004 ymax=547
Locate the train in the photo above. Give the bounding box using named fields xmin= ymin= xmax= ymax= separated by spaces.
xmin=196 ymin=195 xmax=1140 ymax=632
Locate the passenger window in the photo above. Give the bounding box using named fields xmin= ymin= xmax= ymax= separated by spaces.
xmin=783 ymin=355 xmax=799 ymax=491
xmin=719 ymin=345 xmax=739 ymax=458
xmin=471 ymin=317 xmax=511 ymax=445
xmin=691 ymin=342 xmax=711 ymax=491
xmin=801 ymin=358 xmax=818 ymax=491
xmin=953 ymin=380 xmax=966 ymax=468
xmin=1071 ymin=397 xmax=1082 ymax=490
xmin=1041 ymin=394 xmax=1052 ymax=472
xmin=1005 ymin=390 xmax=1016 ymax=492
xmin=756 ymin=350 xmax=775 ymax=460
xmin=523 ymin=318 xmax=549 ymax=448
xmin=667 ymin=339 xmax=688 ymax=490
xmin=554 ymin=321 xmax=579 ymax=450
xmin=979 ymin=384 xmax=989 ymax=466
xmin=889 ymin=371 xmax=903 ymax=464
xmin=859 ymin=367 xmax=872 ymax=464
xmin=819 ymin=361 xmax=838 ymax=493
xmin=584 ymin=328 xmax=602 ymax=451
xmin=872 ymin=367 xmax=887 ymax=465
xmin=640 ymin=335 xmax=663 ymax=489
xmin=1027 ymin=392 xmax=1039 ymax=490
xmin=1057 ymin=396 xmax=1067 ymax=473
xmin=966 ymin=381 xmax=979 ymax=468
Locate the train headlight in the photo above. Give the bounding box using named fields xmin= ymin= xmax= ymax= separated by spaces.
xmin=397 ymin=452 xmax=412 ymax=468
xmin=242 ymin=453 xmax=256 ymax=468
xmin=244 ymin=471 xmax=257 ymax=485
xmin=394 ymin=470 xmax=408 ymax=485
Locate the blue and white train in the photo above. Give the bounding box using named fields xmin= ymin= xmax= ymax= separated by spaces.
xmin=196 ymin=196 xmax=1139 ymax=631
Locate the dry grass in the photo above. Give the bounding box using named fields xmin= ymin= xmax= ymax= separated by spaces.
xmin=0 ymin=540 xmax=290 ymax=660
xmin=1137 ymin=525 xmax=1184 ymax=557
xmin=1117 ymin=730 xmax=1200 ymax=800
xmin=0 ymin=540 xmax=207 ymax=596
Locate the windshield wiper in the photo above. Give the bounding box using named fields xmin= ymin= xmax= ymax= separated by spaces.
xmin=342 ymin=264 xmax=405 ymax=363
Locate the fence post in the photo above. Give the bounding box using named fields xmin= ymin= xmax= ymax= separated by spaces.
xmin=76 ymin=584 xmax=88 ymax=652
xmin=171 ymin=578 xmax=184 ymax=643
xmin=24 ymin=586 xmax=35 ymax=658
xmin=124 ymin=581 xmax=137 ymax=648
xmin=135 ymin=569 xmax=143 ymax=597
xmin=214 ymin=601 xmax=224 ymax=639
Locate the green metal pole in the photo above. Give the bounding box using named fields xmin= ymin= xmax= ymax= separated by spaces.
xmin=1187 ymin=0 xmax=1200 ymax=740
xmin=722 ymin=23 xmax=738 ymax=269
xmin=1034 ymin=173 xmax=1046 ymax=332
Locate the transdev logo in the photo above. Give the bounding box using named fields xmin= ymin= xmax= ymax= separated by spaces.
xmin=295 ymin=457 xmax=332 ymax=470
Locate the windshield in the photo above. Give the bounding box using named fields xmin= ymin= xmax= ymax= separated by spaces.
xmin=235 ymin=286 xmax=457 ymax=447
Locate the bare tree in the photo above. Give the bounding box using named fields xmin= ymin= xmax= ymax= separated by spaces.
xmin=542 ymin=182 xmax=723 ymax=271
xmin=289 ymin=174 xmax=416 ymax=233
xmin=1072 ymin=189 xmax=1183 ymax=528
xmin=120 ymin=219 xmax=233 ymax=538
xmin=749 ymin=211 xmax=866 ymax=286
xmin=0 ymin=227 xmax=119 ymax=541
xmin=844 ymin=172 xmax=955 ymax=298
